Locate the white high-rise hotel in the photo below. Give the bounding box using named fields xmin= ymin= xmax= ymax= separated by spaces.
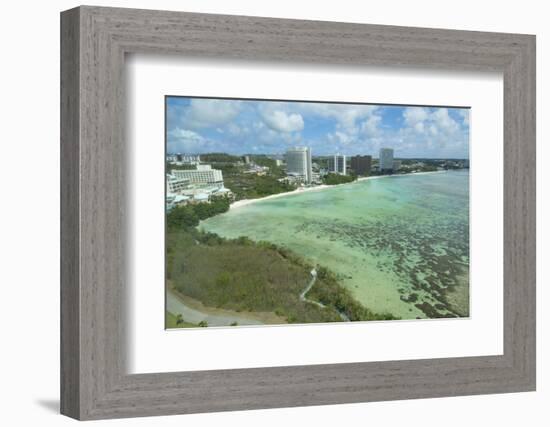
xmin=328 ymin=154 xmax=347 ymax=175
xmin=379 ymin=148 xmax=394 ymax=172
xmin=285 ymin=146 xmax=312 ymax=184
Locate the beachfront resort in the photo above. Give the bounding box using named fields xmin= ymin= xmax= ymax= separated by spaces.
xmin=166 ymin=147 xmax=469 ymax=211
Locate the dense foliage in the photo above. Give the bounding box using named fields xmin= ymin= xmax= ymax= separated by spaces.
xmin=200 ymin=153 xmax=242 ymax=163
xmin=166 ymin=225 xmax=398 ymax=324
xmin=167 ymin=197 xmax=230 ymax=229
xmin=248 ymin=155 xmax=277 ymax=168
xmin=322 ymin=173 xmax=357 ymax=185
xmin=225 ymin=173 xmax=295 ymax=200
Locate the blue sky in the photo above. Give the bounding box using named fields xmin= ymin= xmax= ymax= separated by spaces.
xmin=166 ymin=97 xmax=470 ymax=158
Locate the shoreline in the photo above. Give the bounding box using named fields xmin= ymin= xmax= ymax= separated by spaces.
xmin=197 ymin=168 xmax=469 ymax=320
xmin=230 ymin=169 xmax=454 ymax=210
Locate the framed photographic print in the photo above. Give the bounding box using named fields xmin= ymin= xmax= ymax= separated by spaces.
xmin=164 ymin=96 xmax=471 ymax=327
xmin=61 ymin=5 xmax=536 ymax=420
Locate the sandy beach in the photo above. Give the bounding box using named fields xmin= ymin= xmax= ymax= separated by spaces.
xmin=230 ymin=170 xmax=447 ymax=210
xmin=230 ymin=183 xmax=331 ymax=209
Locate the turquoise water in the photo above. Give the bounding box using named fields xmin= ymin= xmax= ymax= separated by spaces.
xmin=200 ymin=171 xmax=470 ymax=319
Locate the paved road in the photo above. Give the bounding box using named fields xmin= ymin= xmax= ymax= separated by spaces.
xmin=167 ymin=290 xmax=263 ymax=327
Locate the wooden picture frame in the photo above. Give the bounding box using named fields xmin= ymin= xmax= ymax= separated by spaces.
xmin=60 ymin=5 xmax=536 ymax=420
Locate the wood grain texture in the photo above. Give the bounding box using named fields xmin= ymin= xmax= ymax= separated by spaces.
xmin=60 ymin=7 xmax=80 ymax=419
xmin=60 ymin=6 xmax=536 ymax=420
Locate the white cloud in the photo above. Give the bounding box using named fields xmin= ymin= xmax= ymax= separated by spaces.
xmin=298 ymin=103 xmax=379 ymax=134
xmin=260 ymin=109 xmax=304 ymax=133
xmin=169 ymin=128 xmax=205 ymax=142
xmin=168 ymin=128 xmax=208 ymax=152
xmin=395 ymin=106 xmax=468 ymax=158
xmin=402 ymin=107 xmax=460 ymax=138
xmin=414 ymin=122 xmax=425 ymax=133
xmin=328 ymin=131 xmax=353 ymax=145
xmin=184 ymin=99 xmax=241 ymax=128
xmin=431 ymin=108 xmax=459 ymax=133
xmin=360 ymin=114 xmax=382 ymax=136
xmin=403 ymin=107 xmax=429 ymax=125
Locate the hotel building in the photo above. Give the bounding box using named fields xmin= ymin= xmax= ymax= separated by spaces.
xmin=350 ymin=155 xmax=372 ymax=176
xmin=379 ymin=148 xmax=394 ymax=173
xmin=180 ymin=154 xmax=201 ymax=164
xmin=167 ymin=175 xmax=191 ymax=194
xmin=285 ymin=146 xmax=312 ymax=184
xmin=328 ymin=154 xmax=347 ymax=175
xmin=172 ymin=164 xmax=224 ymax=187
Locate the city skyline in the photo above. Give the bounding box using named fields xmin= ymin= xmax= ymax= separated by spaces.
xmin=167 ymin=97 xmax=470 ymax=159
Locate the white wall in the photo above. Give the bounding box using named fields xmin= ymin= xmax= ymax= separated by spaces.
xmin=0 ymin=0 xmax=547 ymax=425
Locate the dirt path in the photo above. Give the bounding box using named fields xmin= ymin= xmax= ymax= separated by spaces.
xmin=299 ymin=269 xmax=325 ymax=308
xmin=299 ymin=269 xmax=350 ymax=321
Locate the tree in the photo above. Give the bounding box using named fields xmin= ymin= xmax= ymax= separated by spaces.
xmin=167 ymin=205 xmax=199 ymax=229
xmin=322 ymin=173 xmax=356 ymax=185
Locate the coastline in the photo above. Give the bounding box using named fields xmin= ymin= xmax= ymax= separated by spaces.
xmin=230 ymin=169 xmax=451 ymax=210
xmin=230 ymin=183 xmax=331 ymax=209
xmin=199 ymin=168 xmax=470 ymax=319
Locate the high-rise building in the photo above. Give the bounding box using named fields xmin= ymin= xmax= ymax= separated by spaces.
xmin=166 ymin=174 xmax=191 ymax=194
xmin=350 ymin=155 xmax=372 ymax=176
xmin=285 ymin=147 xmax=312 ymax=183
xmin=172 ymin=164 xmax=223 ymax=186
xmin=379 ymin=148 xmax=394 ymax=173
xmin=328 ymin=154 xmax=347 ymax=175
xmin=392 ymin=160 xmax=402 ymax=171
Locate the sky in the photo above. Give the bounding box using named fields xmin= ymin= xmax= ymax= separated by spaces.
xmin=166 ymin=97 xmax=470 ymax=158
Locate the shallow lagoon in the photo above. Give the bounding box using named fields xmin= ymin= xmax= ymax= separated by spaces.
xmin=200 ymin=171 xmax=470 ymax=319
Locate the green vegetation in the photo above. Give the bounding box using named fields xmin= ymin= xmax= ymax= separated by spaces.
xmin=166 ymin=206 xmax=399 ymax=324
xmin=200 ymin=153 xmax=242 ymax=163
xmin=168 ymin=227 xmax=342 ymax=324
xmin=165 ymin=311 xmax=197 ymax=328
xmin=225 ymin=173 xmax=294 ymax=200
xmin=323 ymin=173 xmax=357 ymax=185
xmin=248 ymin=155 xmax=285 ymax=177
xmin=210 ymin=158 xmax=293 ymax=201
xmin=167 ymin=197 xmax=230 ymax=229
